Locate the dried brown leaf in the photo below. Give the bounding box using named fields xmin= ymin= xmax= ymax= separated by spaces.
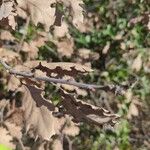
xmin=0 ymin=99 xmax=9 ymax=109
xmin=17 ymin=0 xmax=56 ymax=31
xmin=127 ymin=101 xmax=139 ymax=119
xmin=0 ymin=30 xmax=15 ymax=41
xmin=53 ymin=21 xmax=69 ymax=38
xmin=53 ymin=38 xmax=74 ymax=57
xmin=0 ymin=1 xmax=17 ymax=29
xmin=60 ymin=89 xmax=120 ymax=127
xmin=5 ymin=121 xmax=22 ymax=139
xmin=132 ymin=54 xmax=142 ymax=72
xmin=7 ymin=75 xmax=21 ymax=91
xmin=102 ymin=42 xmax=110 ymax=54
xmin=148 ymin=14 xmax=150 ymax=30
xmin=8 ymin=13 xmax=17 ymax=30
xmin=22 ymin=42 xmax=39 ymax=60
xmin=0 ymin=48 xmax=21 ymax=64
xmin=125 ymin=90 xmax=141 ymax=119
xmin=52 ymin=138 xmax=63 ymax=150
xmin=70 ymin=0 xmax=84 ymax=28
xmin=60 ymin=0 xmax=84 ymax=28
xmin=62 ymin=118 xmax=80 ymax=136
xmin=76 ymin=20 xmax=93 ymax=33
xmin=16 ymin=7 xmax=27 ymax=19
xmin=78 ymin=48 xmax=99 ymax=60
xmin=20 ymin=85 xmax=61 ymax=140
xmin=0 ymin=1 xmax=13 ymax=20
xmin=34 ymin=61 xmax=93 ymax=78
xmin=7 ymin=60 xmax=92 ymax=94
xmin=7 ymin=65 xmax=31 ymax=91
xmin=6 ymin=108 xmax=24 ymax=127
xmin=23 ymin=83 xmax=55 ymax=111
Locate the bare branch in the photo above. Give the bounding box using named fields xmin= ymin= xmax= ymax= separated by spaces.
xmin=0 ymin=59 xmax=126 ymax=95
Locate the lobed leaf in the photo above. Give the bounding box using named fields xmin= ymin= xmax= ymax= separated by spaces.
xmin=60 ymin=89 xmax=120 ymax=127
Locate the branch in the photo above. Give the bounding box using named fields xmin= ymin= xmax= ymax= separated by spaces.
xmin=0 ymin=59 xmax=126 ymax=95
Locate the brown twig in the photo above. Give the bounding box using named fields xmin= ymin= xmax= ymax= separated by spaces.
xmin=0 ymin=59 xmax=126 ymax=95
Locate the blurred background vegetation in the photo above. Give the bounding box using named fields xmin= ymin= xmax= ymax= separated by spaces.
xmin=72 ymin=1 xmax=150 ymax=149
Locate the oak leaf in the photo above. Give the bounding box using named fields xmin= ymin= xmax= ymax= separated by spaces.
xmin=5 ymin=121 xmax=22 ymax=139
xmin=148 ymin=14 xmax=150 ymax=30
xmin=20 ymin=85 xmax=61 ymax=140
xmin=0 ymin=1 xmax=13 ymax=20
xmin=53 ymin=21 xmax=69 ymax=38
xmin=33 ymin=61 xmax=93 ymax=78
xmin=60 ymin=0 xmax=84 ymax=28
xmin=60 ymin=89 xmax=120 ymax=127
xmin=0 ymin=48 xmax=21 ymax=64
xmin=52 ymin=138 xmax=63 ymax=150
xmin=62 ymin=117 xmax=80 ymax=136
xmin=17 ymin=0 xmax=56 ymax=31
xmin=0 ymin=0 xmax=17 ymax=29
xmin=53 ymin=38 xmax=74 ymax=58
xmin=0 ymin=30 xmax=15 ymax=41
xmin=132 ymin=54 xmax=142 ymax=72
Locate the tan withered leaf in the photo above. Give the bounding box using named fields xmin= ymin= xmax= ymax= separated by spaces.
xmin=52 ymin=138 xmax=63 ymax=150
xmin=53 ymin=38 xmax=74 ymax=57
xmin=8 ymin=13 xmax=17 ymax=30
xmin=0 ymin=0 xmax=17 ymax=29
xmin=0 ymin=30 xmax=15 ymax=41
xmin=17 ymin=0 xmax=56 ymax=31
xmin=22 ymin=37 xmax=46 ymax=60
xmin=102 ymin=42 xmax=110 ymax=54
xmin=60 ymin=90 xmax=120 ymax=126
xmin=24 ymin=60 xmax=92 ymax=71
xmin=60 ymin=0 xmax=84 ymax=29
xmin=77 ymin=48 xmax=99 ymax=68
xmin=148 ymin=14 xmax=150 ymax=30
xmin=69 ymin=0 xmax=84 ymax=28
xmin=0 ymin=99 xmax=9 ymax=109
xmin=132 ymin=54 xmax=143 ymax=72
xmin=20 ymin=84 xmax=62 ymax=140
xmin=53 ymin=21 xmax=69 ymax=38
xmin=126 ymin=91 xmax=141 ymax=119
xmin=25 ymin=60 xmax=91 ymax=92
xmin=62 ymin=117 xmax=80 ymax=136
xmin=23 ymin=82 xmax=55 ymax=111
xmin=5 ymin=121 xmax=22 ymax=139
xmin=7 ymin=64 xmax=33 ymax=91
xmin=8 ymin=60 xmax=92 ymax=94
xmin=0 ymin=48 xmax=21 ymax=64
xmin=127 ymin=100 xmax=139 ymax=119
xmin=34 ymin=61 xmax=93 ymax=78
xmin=0 ymin=1 xmax=13 ymax=20
xmin=6 ymin=108 xmax=24 ymax=127
xmin=22 ymin=42 xmax=39 ymax=60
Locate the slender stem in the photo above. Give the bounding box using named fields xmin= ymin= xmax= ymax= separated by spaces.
xmin=0 ymin=59 xmax=126 ymax=95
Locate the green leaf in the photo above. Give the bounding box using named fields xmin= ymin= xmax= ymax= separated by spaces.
xmin=0 ymin=144 xmax=12 ymax=150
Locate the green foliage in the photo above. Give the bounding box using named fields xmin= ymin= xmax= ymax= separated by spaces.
xmin=0 ymin=144 xmax=12 ymax=150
